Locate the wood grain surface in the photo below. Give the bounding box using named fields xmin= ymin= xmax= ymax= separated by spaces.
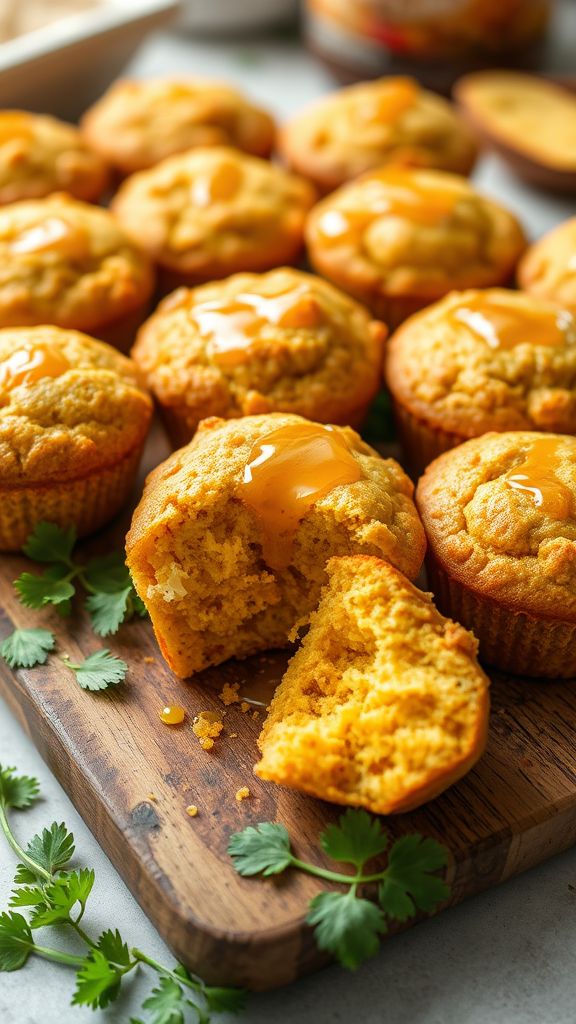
xmin=1 ymin=422 xmax=576 ymax=991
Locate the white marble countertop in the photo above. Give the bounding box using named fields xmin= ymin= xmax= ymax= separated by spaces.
xmin=1 ymin=18 xmax=576 ymax=1024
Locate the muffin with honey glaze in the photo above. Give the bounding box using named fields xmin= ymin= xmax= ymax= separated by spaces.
xmin=518 ymin=217 xmax=576 ymax=317
xmin=0 ymin=194 xmax=155 ymax=349
xmin=385 ymin=289 xmax=576 ymax=474
xmin=126 ymin=413 xmax=425 ymax=677
xmin=0 ymin=110 xmax=109 ymax=204
xmin=132 ymin=268 xmax=387 ymax=447
xmin=111 ymin=147 xmax=316 ymax=291
xmin=0 ymin=325 xmax=152 ymax=550
xmin=81 ymin=78 xmax=275 ymax=175
xmin=256 ymin=555 xmax=490 ymax=814
xmin=417 ymin=432 xmax=576 ymax=677
xmin=280 ymin=77 xmax=477 ymax=192
xmin=306 ymin=167 xmax=526 ymax=326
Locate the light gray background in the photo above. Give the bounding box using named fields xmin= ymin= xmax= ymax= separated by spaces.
xmin=1 ymin=15 xmax=576 ymax=1024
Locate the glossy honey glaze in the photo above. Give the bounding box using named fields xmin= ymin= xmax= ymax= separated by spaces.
xmin=0 ymin=345 xmax=70 ymax=390
xmin=191 ymin=160 xmax=243 ymax=208
xmin=453 ymin=295 xmax=575 ymax=349
xmin=505 ymin=437 xmax=573 ymax=519
xmin=359 ymin=77 xmax=419 ymax=123
xmin=194 ymin=284 xmax=323 ymax=367
xmin=9 ymin=216 xmax=89 ymax=258
xmin=239 ymin=422 xmax=362 ymax=569
xmin=315 ymin=169 xmax=460 ymax=245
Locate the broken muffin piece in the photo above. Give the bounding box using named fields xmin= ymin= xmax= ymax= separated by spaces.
xmin=126 ymin=413 xmax=425 ymax=677
xmin=255 ymin=555 xmax=489 ymax=814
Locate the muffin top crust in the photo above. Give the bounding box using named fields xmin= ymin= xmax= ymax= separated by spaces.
xmin=81 ymin=78 xmax=276 ymax=174
xmin=0 ymin=110 xmax=109 ymax=204
xmin=132 ymin=268 xmax=386 ymax=435
xmin=518 ymin=217 xmax=576 ymax=315
xmin=306 ymin=167 xmax=526 ymax=304
xmin=112 ymin=146 xmax=316 ymax=280
xmin=0 ymin=325 xmax=152 ymax=486
xmin=385 ymin=289 xmax=576 ymax=436
xmin=416 ymin=431 xmax=576 ymax=620
xmin=0 ymin=194 xmax=155 ymax=332
xmin=280 ymin=77 xmax=477 ymax=191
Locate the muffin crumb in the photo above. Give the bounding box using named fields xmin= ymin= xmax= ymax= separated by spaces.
xmin=192 ymin=711 xmax=223 ymax=749
xmin=235 ymin=787 xmax=250 ymax=802
xmin=186 ymin=804 xmax=199 ymax=817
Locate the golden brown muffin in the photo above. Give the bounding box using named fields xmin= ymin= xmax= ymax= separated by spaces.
xmin=111 ymin=147 xmax=316 ymax=291
xmin=81 ymin=78 xmax=276 ymax=176
xmin=280 ymin=77 xmax=477 ymax=192
xmin=416 ymin=431 xmax=576 ymax=678
xmin=385 ymin=289 xmax=576 ymax=475
xmin=256 ymin=555 xmax=489 ymax=814
xmin=306 ymin=167 xmax=526 ymax=327
xmin=132 ymin=268 xmax=387 ymax=447
xmin=126 ymin=412 xmax=425 ymax=677
xmin=0 ymin=194 xmax=155 ymax=349
xmin=0 ymin=110 xmax=109 ymax=204
xmin=0 ymin=325 xmax=152 ymax=549
xmin=518 ymin=217 xmax=576 ymax=316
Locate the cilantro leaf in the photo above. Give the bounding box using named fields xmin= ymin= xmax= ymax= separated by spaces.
xmin=8 ymin=885 xmax=45 ymax=908
xmin=85 ymin=588 xmax=132 ymax=637
xmin=26 ymin=821 xmax=74 ymax=874
xmin=321 ymin=809 xmax=388 ymax=870
xmin=13 ymin=864 xmax=37 ymax=885
xmin=306 ymin=891 xmax=386 ymax=970
xmin=0 ymin=912 xmax=34 ymax=971
xmin=72 ymin=949 xmax=122 ymax=1009
xmin=0 ymin=765 xmax=40 ymax=809
xmin=380 ymin=834 xmax=450 ymax=918
xmin=29 ymin=869 xmax=95 ymax=928
xmin=228 ymin=822 xmax=293 ymax=877
xmin=96 ymin=928 xmax=131 ymax=967
xmin=67 ymin=649 xmax=127 ymax=691
xmin=15 ymin=565 xmax=75 ymax=610
xmin=1 ymin=628 xmax=55 ymax=669
xmin=204 ymin=984 xmax=247 ymax=1014
xmin=22 ymin=522 xmax=76 ymax=565
xmin=142 ymin=976 xmax=187 ymax=1024
xmin=82 ymin=553 xmax=132 ymax=593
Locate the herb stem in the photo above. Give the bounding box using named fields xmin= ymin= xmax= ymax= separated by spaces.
xmin=33 ymin=943 xmax=85 ymax=968
xmin=68 ymin=919 xmax=96 ymax=949
xmin=290 ymin=857 xmax=386 ymax=886
xmin=0 ymin=803 xmax=51 ymax=883
xmin=131 ymin=948 xmax=203 ymax=993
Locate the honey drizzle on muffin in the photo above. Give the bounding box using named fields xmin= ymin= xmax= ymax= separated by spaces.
xmin=505 ymin=437 xmax=572 ymax=519
xmin=0 ymin=345 xmax=69 ymax=390
xmin=239 ymin=422 xmax=362 ymax=570
xmin=453 ymin=294 xmax=575 ymax=349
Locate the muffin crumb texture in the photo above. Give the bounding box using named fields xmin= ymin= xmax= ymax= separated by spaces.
xmin=256 ymin=555 xmax=489 ymax=814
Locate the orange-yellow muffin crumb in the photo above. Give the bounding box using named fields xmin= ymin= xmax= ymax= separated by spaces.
xmin=256 ymin=555 xmax=490 ymax=814
xmin=235 ymin=787 xmax=250 ymax=801
xmin=220 ymin=682 xmax=241 ymax=705
xmin=192 ymin=711 xmax=224 ymax=750
xmin=126 ymin=412 xmax=425 ymax=678
xmin=185 ymin=804 xmax=199 ymax=817
xmin=240 ymin=702 xmax=251 ymax=714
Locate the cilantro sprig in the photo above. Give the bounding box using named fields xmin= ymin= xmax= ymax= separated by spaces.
xmin=0 ymin=765 xmax=245 ymax=1021
xmin=229 ymin=810 xmax=450 ymax=970
xmin=14 ymin=521 xmax=146 ymax=637
xmin=0 ymin=630 xmax=128 ymax=691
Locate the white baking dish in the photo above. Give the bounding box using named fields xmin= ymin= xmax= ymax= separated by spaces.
xmin=0 ymin=0 xmax=178 ymax=120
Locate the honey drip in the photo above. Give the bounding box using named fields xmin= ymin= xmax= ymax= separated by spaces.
xmin=239 ymin=422 xmax=362 ymax=569
xmin=454 ymin=295 xmax=574 ymax=349
xmin=362 ymin=78 xmax=419 ymax=123
xmin=505 ymin=437 xmax=572 ymax=519
xmin=316 ymin=169 xmax=458 ymax=244
xmin=10 ymin=216 xmax=89 ymax=258
xmin=194 ymin=285 xmax=322 ymax=368
xmin=0 ymin=345 xmax=69 ymax=390
xmin=191 ymin=160 xmax=243 ymax=208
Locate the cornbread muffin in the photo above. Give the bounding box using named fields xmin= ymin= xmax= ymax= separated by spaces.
xmin=81 ymin=78 xmax=276 ymax=176
xmin=306 ymin=167 xmax=526 ymax=327
xmin=518 ymin=218 xmax=576 ymax=317
xmin=111 ymin=147 xmax=316 ymax=291
xmin=0 ymin=110 xmax=109 ymax=204
xmin=280 ymin=77 xmax=477 ymax=192
xmin=256 ymin=555 xmax=489 ymax=814
xmin=416 ymin=432 xmax=576 ymax=678
xmin=385 ymin=289 xmax=576 ymax=475
xmin=0 ymin=194 xmax=155 ymax=349
xmin=132 ymin=268 xmax=387 ymax=447
xmin=126 ymin=413 xmax=425 ymax=677
xmin=0 ymin=325 xmax=152 ymax=550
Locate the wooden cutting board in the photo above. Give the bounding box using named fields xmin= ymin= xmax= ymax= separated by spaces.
xmin=1 ymin=423 xmax=576 ymax=992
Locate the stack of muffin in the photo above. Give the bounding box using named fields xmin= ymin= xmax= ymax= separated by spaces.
xmin=2 ymin=73 xmax=575 ymax=815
